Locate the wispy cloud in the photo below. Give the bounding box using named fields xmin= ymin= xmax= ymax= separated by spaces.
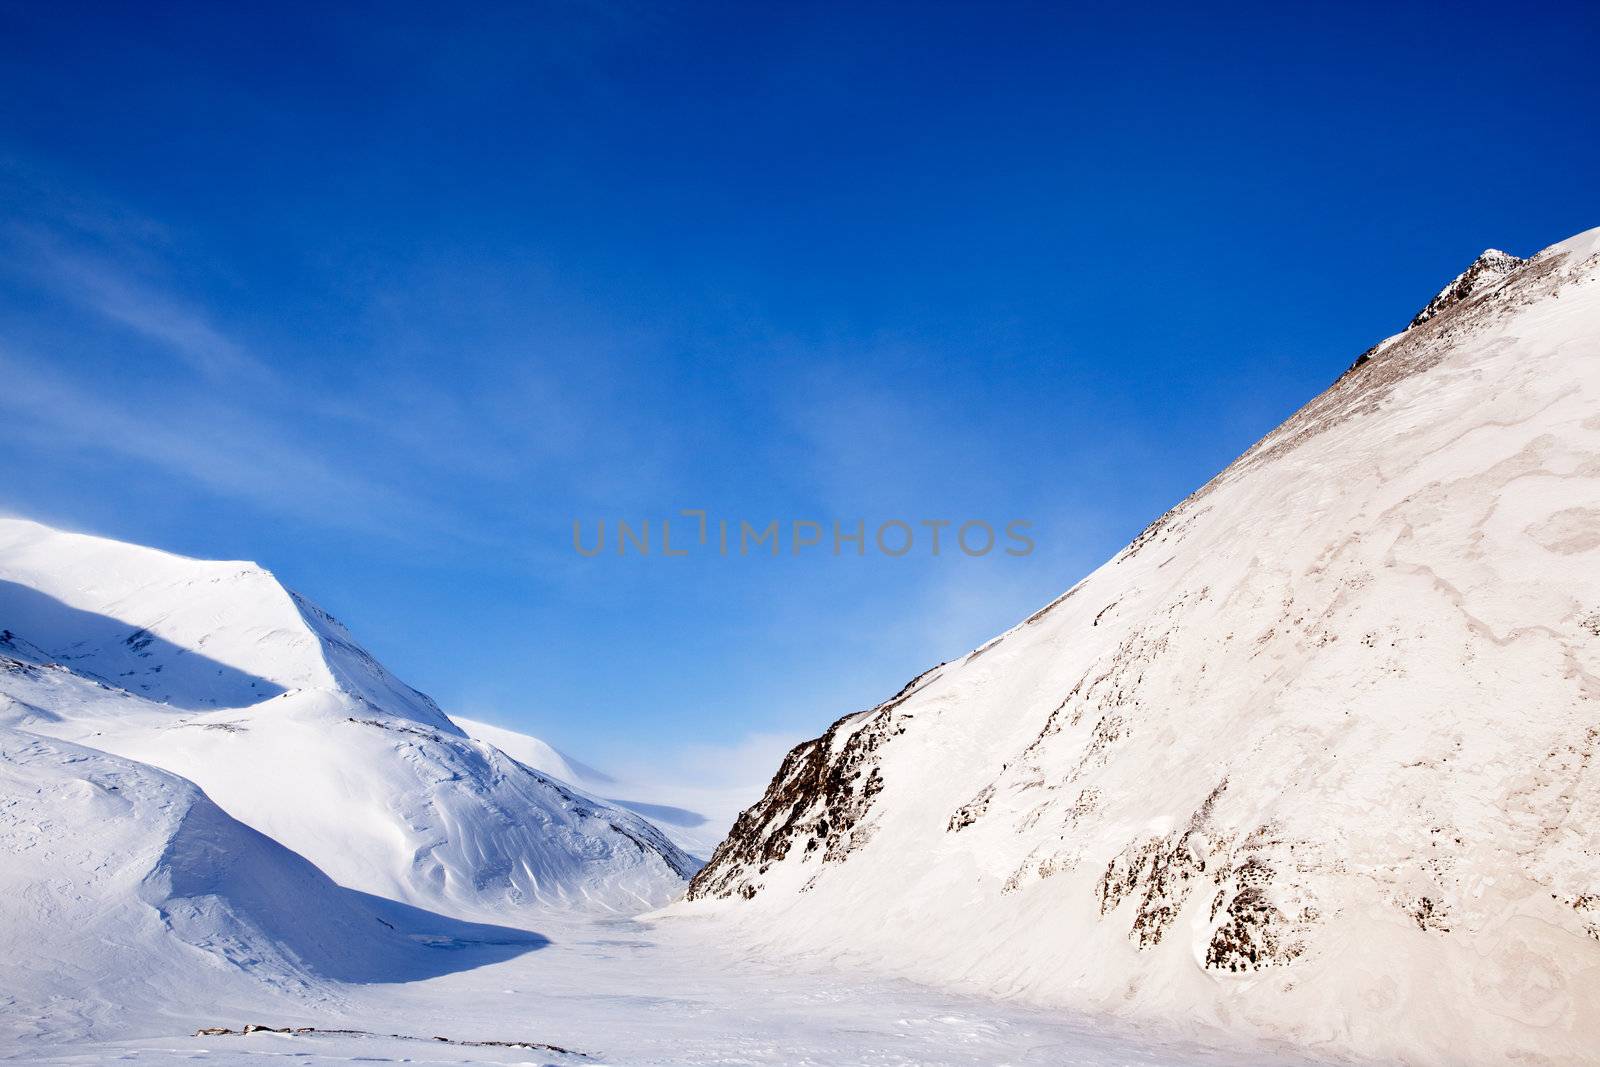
xmin=1 ymin=157 xmax=264 ymax=383
xmin=14 ymin=234 xmax=268 ymax=383
xmin=0 ymin=159 xmax=672 ymax=559
xmin=0 ymin=164 xmax=480 ymax=544
xmin=0 ymin=349 xmax=426 ymax=536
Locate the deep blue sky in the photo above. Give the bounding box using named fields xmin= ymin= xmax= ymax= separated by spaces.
xmin=2 ymin=1 xmax=1596 ymax=785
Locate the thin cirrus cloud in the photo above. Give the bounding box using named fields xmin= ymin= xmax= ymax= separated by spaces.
xmin=1 ymin=161 xmax=268 ymax=385
xmin=21 ymin=238 xmax=267 ymax=384
xmin=0 ymin=240 xmax=444 ymax=539
xmin=0 ymin=182 xmax=515 ymax=547
xmin=0 ymin=349 xmax=429 ymax=538
xmin=2 ymin=164 xmax=885 ymax=566
xmin=0 ymin=307 xmax=636 ymax=565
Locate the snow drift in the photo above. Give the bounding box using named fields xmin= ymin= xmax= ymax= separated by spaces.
xmin=0 ymin=520 xmax=696 ymax=920
xmin=0 ymin=723 xmax=545 ymax=1046
xmin=684 ymin=227 xmax=1600 ymax=1066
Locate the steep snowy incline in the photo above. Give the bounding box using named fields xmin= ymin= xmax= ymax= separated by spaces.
xmin=456 ymin=716 xmax=755 ymax=858
xmin=0 ymin=524 xmax=697 ymax=918
xmin=0 ymin=518 xmax=449 ymax=725
xmin=454 ymin=716 xmax=610 ymax=788
xmin=0 ymin=723 xmax=544 ymax=1050
xmin=682 ymin=227 xmax=1600 ymax=1066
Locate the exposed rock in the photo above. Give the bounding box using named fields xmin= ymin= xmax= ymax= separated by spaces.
xmin=1408 ymin=248 xmax=1527 ymax=328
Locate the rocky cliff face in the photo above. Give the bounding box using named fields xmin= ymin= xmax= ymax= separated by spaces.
xmin=1408 ymin=248 xmax=1528 ymax=328
xmin=684 ymin=227 xmax=1600 ymax=1067
xmin=688 ymin=680 xmax=923 ymax=900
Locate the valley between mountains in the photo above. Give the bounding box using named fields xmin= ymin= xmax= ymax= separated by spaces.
xmin=5 ymin=225 xmax=1599 ymax=1066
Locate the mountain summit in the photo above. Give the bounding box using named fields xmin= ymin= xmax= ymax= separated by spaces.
xmin=0 ymin=520 xmax=696 ymax=919
xmin=684 ymin=226 xmax=1600 ymax=1066
xmin=1408 ymin=247 xmax=1528 ymax=328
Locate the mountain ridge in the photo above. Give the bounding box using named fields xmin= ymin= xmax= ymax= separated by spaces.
xmin=0 ymin=517 xmax=698 ymax=920
xmin=681 ymin=225 xmax=1600 ymax=1067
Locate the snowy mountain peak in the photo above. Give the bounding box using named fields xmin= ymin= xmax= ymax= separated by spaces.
xmin=1407 ymin=246 xmax=1528 ymax=328
xmin=0 ymin=517 xmax=454 ymax=731
xmin=0 ymin=517 xmax=697 ymax=918
xmin=681 ymin=224 xmax=1600 ymax=1066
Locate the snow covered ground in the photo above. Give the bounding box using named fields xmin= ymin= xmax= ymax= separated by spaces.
xmin=5 ymin=911 xmax=1333 ymax=1066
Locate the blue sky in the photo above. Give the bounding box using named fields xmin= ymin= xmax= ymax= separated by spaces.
xmin=2 ymin=1 xmax=1596 ymax=784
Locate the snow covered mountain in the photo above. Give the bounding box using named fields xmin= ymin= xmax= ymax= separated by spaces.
xmin=0 ymin=726 xmax=545 ymax=1046
xmin=683 ymin=226 xmax=1600 ymax=1066
xmin=1408 ymin=247 xmax=1527 ymax=329
xmin=0 ymin=519 xmax=696 ymax=921
xmin=456 ymin=715 xmax=759 ymax=858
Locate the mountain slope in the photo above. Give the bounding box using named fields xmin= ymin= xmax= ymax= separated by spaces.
xmin=1408 ymin=248 xmax=1527 ymax=328
xmin=456 ymin=715 xmax=755 ymax=858
xmin=0 ymin=521 xmax=696 ymax=918
xmin=0 ymin=723 xmax=544 ymax=1048
xmin=682 ymin=227 xmax=1600 ymax=1066
xmin=0 ymin=519 xmax=451 ymax=724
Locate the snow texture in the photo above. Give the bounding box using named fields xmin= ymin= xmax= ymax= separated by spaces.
xmin=683 ymin=226 xmax=1600 ymax=1067
xmin=0 ymin=520 xmax=696 ymax=922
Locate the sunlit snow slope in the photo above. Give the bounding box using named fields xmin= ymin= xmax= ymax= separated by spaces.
xmin=0 ymin=521 xmax=696 ymax=920
xmin=456 ymin=715 xmax=751 ymax=858
xmin=0 ymin=721 xmax=548 ymax=1047
xmin=685 ymin=227 xmax=1600 ymax=1067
